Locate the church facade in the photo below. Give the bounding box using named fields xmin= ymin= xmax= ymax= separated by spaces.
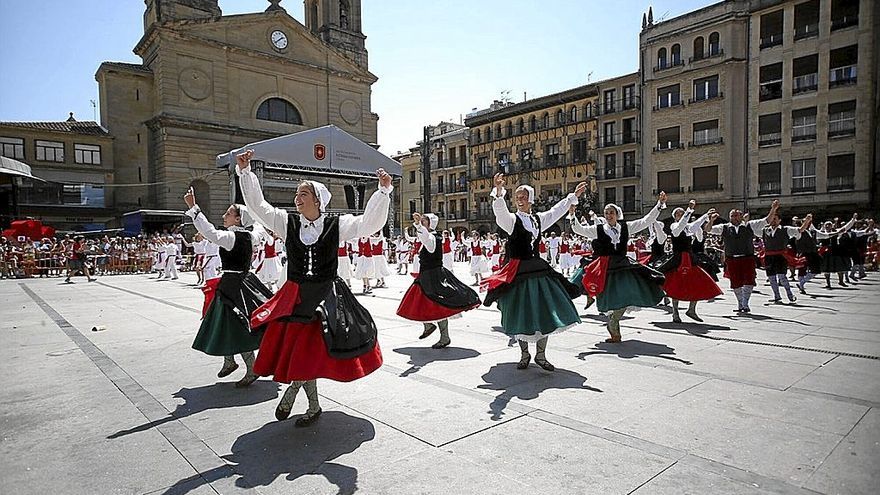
xmin=97 ymin=0 xmax=380 ymax=222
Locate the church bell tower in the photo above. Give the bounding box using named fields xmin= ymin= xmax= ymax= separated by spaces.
xmin=303 ymin=0 xmax=368 ymax=69
xmin=143 ymin=0 xmax=222 ymax=31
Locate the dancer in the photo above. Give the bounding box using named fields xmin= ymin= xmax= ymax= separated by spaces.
xmin=371 ymin=233 xmax=392 ymax=288
xmin=468 ymin=230 xmax=489 ymax=286
xmin=547 ymin=232 xmax=561 ymax=268
xmin=394 ymin=235 xmax=410 ymax=274
xmin=397 ymin=213 xmax=481 ymax=348
xmin=236 ymin=150 xmax=389 ymax=426
xmin=572 ymin=192 xmax=667 ymax=342
xmin=690 ymin=210 xmax=721 ymax=282
xmin=653 ymin=201 xmax=722 ymax=322
xmin=488 ymin=234 xmax=502 ymax=271
xmin=183 ymin=188 xmax=273 ymax=387
xmin=558 ymin=233 xmax=574 ymax=277
xmin=256 ymin=231 xmax=283 ymax=292
xmin=709 ymin=200 xmax=780 ymax=313
xmin=819 ymin=215 xmax=856 ymax=288
xmin=191 ymin=233 xmax=206 ymax=286
xmin=483 ymin=173 xmax=586 ymax=371
xmin=441 ymin=231 xmax=454 ymax=271
xmin=64 ymin=235 xmax=94 ymax=283
xmin=761 ymin=212 xmax=811 ymax=303
xmin=338 ymin=239 xmax=354 ymax=287
xmin=163 ymin=235 xmax=179 ymax=280
xmin=354 ymin=236 xmax=375 ymax=293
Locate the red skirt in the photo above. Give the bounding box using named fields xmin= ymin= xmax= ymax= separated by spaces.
xmin=200 ymin=278 xmax=220 ymax=318
xmin=724 ymin=256 xmax=757 ymax=289
xmin=662 ymin=252 xmax=722 ymax=301
xmin=251 ymin=281 xmax=383 ymax=383
xmin=396 ymin=284 xmax=475 ymax=322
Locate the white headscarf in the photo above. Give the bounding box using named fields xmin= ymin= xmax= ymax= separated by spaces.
xmin=515 ymin=185 xmax=536 ymax=204
xmin=672 ymin=207 xmax=687 ymax=220
xmin=234 ymin=204 xmax=255 ymax=227
xmin=306 ymin=180 xmax=332 ymax=211
xmin=604 ymin=203 xmax=624 ymax=220
xmin=424 ymin=213 xmax=439 ymax=230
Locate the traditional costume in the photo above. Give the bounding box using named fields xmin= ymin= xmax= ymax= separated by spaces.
xmin=468 ymin=236 xmax=489 ymax=277
xmin=710 ymin=215 xmax=769 ymax=313
xmin=761 ymin=223 xmax=803 ymax=303
xmin=337 ymin=240 xmax=354 ymax=282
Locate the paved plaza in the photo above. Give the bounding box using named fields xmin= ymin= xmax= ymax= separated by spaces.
xmin=2 ymin=266 xmax=879 ymax=495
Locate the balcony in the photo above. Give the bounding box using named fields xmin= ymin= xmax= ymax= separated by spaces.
xmin=793 ymin=73 xmax=819 ymax=94
xmin=831 ymin=15 xmax=858 ymax=31
xmin=759 ymin=132 xmax=782 ymax=147
xmin=688 ymin=92 xmax=724 ymax=104
xmin=445 ymin=211 xmax=468 ymax=221
xmin=597 ymin=96 xmax=641 ymax=115
xmin=828 ymin=118 xmax=856 ymax=138
xmin=469 ymin=167 xmax=494 ymax=180
xmin=689 ymin=48 xmax=724 ymax=63
xmin=654 ymin=60 xmax=684 ymax=72
xmin=792 ymin=128 xmax=817 ymax=143
xmin=471 ymin=209 xmax=494 ymax=221
xmin=653 ymin=100 xmax=684 ymax=111
xmin=598 ymin=131 xmax=640 ymax=149
xmin=653 ymin=187 xmax=683 ymax=194
xmin=470 ymin=152 xmax=595 ymax=180
xmin=827 ymin=176 xmax=855 ymax=192
xmin=690 ymin=136 xmax=723 ymax=147
xmin=653 ymin=142 xmax=683 ymax=152
xmin=758 ymin=181 xmax=782 ymax=196
xmin=759 ymin=81 xmax=783 ymax=101
xmin=760 ymin=34 xmax=784 ymax=49
xmin=794 ymin=23 xmax=819 ymax=40
xmin=432 ymin=182 xmax=468 ymax=195
xmin=689 ymin=183 xmax=724 ymax=192
xmin=598 ymin=164 xmax=641 ymax=180
xmin=792 ymin=178 xmax=816 ymax=194
xmin=829 ymin=65 xmax=857 ymax=87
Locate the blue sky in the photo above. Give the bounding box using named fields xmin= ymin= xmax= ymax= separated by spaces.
xmin=0 ymin=0 xmax=712 ymax=155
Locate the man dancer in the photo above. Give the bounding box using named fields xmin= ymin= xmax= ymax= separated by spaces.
xmin=547 ymin=232 xmax=560 ymax=268
xmin=762 ymin=212 xmax=810 ymax=303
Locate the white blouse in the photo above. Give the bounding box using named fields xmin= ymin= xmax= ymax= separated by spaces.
xmin=571 ymin=201 xmax=665 ymax=247
xmin=491 ymin=188 xmax=578 ymax=239
xmin=185 ymin=206 xmax=259 ymax=252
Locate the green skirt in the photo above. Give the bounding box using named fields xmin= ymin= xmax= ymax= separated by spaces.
xmin=497 ymin=276 xmax=581 ymax=340
xmin=569 ymin=266 xmax=585 ymax=289
xmin=192 ymin=298 xmax=263 ymax=356
xmin=597 ymin=269 xmax=665 ymax=312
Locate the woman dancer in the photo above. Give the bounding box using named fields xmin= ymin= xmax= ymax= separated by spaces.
xmin=482 ymin=174 xmax=587 ymax=371
xmin=468 ymin=230 xmax=489 ymax=286
xmin=183 ymin=187 xmax=273 ymax=387
xmin=572 ymin=192 xmax=667 ymax=342
xmin=371 ymin=233 xmax=392 ymax=288
xmin=338 ymin=239 xmax=354 ymax=287
xmin=398 ymin=213 xmax=481 ymax=348
xmin=653 ymin=201 xmax=722 ymax=322
xmin=354 ymin=236 xmax=375 ymax=293
xmin=236 ymin=150 xmax=390 ymax=426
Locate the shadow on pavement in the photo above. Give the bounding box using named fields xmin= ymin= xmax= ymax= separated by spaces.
xmin=650 ymin=320 xmax=733 ymax=336
xmin=393 ymin=346 xmax=481 ymax=377
xmin=160 ymin=411 xmax=374 ymax=495
xmin=477 ymin=363 xmax=602 ymax=421
xmin=576 ymin=339 xmax=693 ymax=365
xmin=107 ymin=381 xmax=280 ymax=439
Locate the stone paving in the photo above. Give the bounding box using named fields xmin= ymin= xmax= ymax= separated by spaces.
xmin=2 ymin=265 xmax=879 ymax=494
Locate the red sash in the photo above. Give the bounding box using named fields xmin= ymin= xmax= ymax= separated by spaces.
xmin=582 ymin=256 xmax=610 ymax=297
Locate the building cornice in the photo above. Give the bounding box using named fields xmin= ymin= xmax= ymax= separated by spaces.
xmin=466 ymin=85 xmax=599 ymax=126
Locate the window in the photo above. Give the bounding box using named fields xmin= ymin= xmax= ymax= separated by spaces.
xmin=656 ymin=126 xmax=681 ymax=151
xmin=256 ymin=98 xmax=302 ymax=125
xmin=474 ymin=129 xmax=481 ymax=143
xmin=792 ymin=107 xmax=817 ymax=142
xmin=692 ymin=75 xmax=719 ymax=101
xmin=584 ymin=103 xmax=593 ymax=119
xmin=529 ymin=116 xmax=537 ymax=132
xmin=831 ymin=0 xmax=859 ymax=31
xmin=604 ymin=187 xmax=616 ymax=205
xmin=448 ymin=147 xmax=456 ymax=167
xmin=794 ymin=0 xmax=820 ymax=39
xmin=36 ymin=140 xmax=64 ymax=162
xmin=572 ymin=138 xmax=589 ymax=162
xmin=517 ymin=118 xmax=525 ymax=135
xmin=436 ymin=176 xmax=444 ymax=193
xmin=828 ymin=100 xmax=856 ymax=137
xmin=459 ymin=145 xmax=467 ymax=165
xmin=708 ymin=32 xmax=720 ymax=56
xmin=486 ymin=126 xmax=493 ymax=141
xmin=457 ymin=172 xmax=467 ymax=191
xmin=478 ymin=156 xmax=490 ymax=176
xmin=569 ymin=106 xmax=577 ymax=122
xmin=657 ymin=48 xmax=667 ymax=69
xmin=604 ymin=154 xmax=616 ymax=179
xmin=760 ymin=10 xmax=784 ymax=48
xmin=827 ymin=154 xmax=855 ymax=191
xmin=623 ymin=85 xmax=636 ymax=109
xmin=436 ymin=151 xmax=444 ymax=168
xmin=671 ymin=44 xmax=682 ymax=66
xmin=542 ymin=113 xmax=550 ymax=129
xmin=506 ymin=121 xmax=513 ymax=137
xmin=657 ymin=170 xmax=680 ymax=193
xmin=603 ymin=122 xmax=616 ymax=146
xmin=693 ymin=37 xmax=705 ymax=61
xmin=622 ymin=118 xmax=636 ymax=143
xmin=520 ymin=148 xmax=533 ymax=168
xmin=759 ymin=63 xmax=783 ymax=101
xmin=830 ymin=45 xmax=858 ymax=87
xmin=460 ymin=199 xmax=467 ymax=216
xmin=692 ymin=120 xmax=720 ymax=146
xmin=657 ymin=84 xmax=680 ymax=109
xmin=0 ymin=137 xmax=24 ymax=159
xmin=792 ymin=158 xmax=816 ymax=193
xmin=20 ymin=183 xmax=103 ymax=207
xmin=623 ymin=151 xmax=636 ymax=177
xmin=604 ymin=89 xmax=616 ymax=113
xmin=409 ymin=199 xmax=416 ymax=215
xmin=623 ymin=186 xmax=636 ymax=212
xmin=495 ymin=124 xmax=502 ymax=138
xmin=759 ymin=113 xmax=782 ymax=146
xmin=545 ymin=143 xmax=559 ymax=166
xmin=692 ymin=165 xmax=719 ymax=191
xmin=437 ymin=201 xmax=444 ymax=215
xmin=793 ymin=54 xmax=819 ymax=94
xmin=758 ymin=162 xmax=782 ymax=195
xmin=74 ymin=143 xmax=101 ymax=165
xmin=555 ymin=110 xmax=564 ymax=126
xmin=409 ymin=170 xmax=416 ymax=183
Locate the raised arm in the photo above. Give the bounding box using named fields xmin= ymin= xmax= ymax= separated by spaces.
xmin=570 ymin=215 xmax=598 ymax=239
xmin=749 ymin=199 xmax=779 ymax=236
xmin=184 ymin=188 xmax=235 ymax=250
xmin=537 ymin=181 xmax=587 ymax=232
xmin=491 ymin=174 xmax=516 ymax=235
xmin=338 ymin=170 xmax=393 ymax=241
xmin=235 ymin=151 xmax=288 ymax=239
xmin=412 ymin=214 xmax=436 ymax=253
xmin=627 ymin=192 xmax=668 ymax=235
xmin=671 ymin=200 xmax=696 ymax=236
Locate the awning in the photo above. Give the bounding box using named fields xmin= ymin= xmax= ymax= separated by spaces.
xmin=216 ymin=125 xmax=402 ymax=178
xmin=0 ymin=156 xmax=44 ymax=181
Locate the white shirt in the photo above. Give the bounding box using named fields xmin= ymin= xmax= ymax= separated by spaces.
xmin=415 ymin=224 xmax=437 ymax=253
xmin=236 ymin=164 xmax=392 ymax=246
xmin=548 ymin=237 xmax=561 ymax=249
xmin=647 ymin=220 xmax=667 ymax=245
xmin=204 ymin=241 xmax=220 ymax=256
xmin=164 ymin=243 xmax=178 ymax=256
xmin=491 ymin=188 xmax=578 ymax=239
xmin=764 ymin=225 xmax=802 ymax=240
xmin=185 ymin=206 xmax=260 ymax=252
xmin=709 ymin=218 xmax=768 ymax=237
xmin=571 ymin=201 xmax=666 ymax=247
xmin=193 ymin=239 xmax=207 ymax=255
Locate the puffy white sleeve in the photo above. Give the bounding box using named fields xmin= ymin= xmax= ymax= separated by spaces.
xmin=415 ymin=225 xmax=436 ymax=253
xmin=748 ymin=218 xmax=768 ymax=237
xmin=671 ymin=208 xmax=694 ymax=236
xmin=785 ymin=225 xmax=802 ymax=240
xmin=338 ymin=184 xmax=393 ymax=241
xmin=186 ymin=205 xmax=235 ymax=251
xmin=653 ymin=222 xmax=668 ymax=244
xmin=491 ymin=188 xmax=516 ymax=235
xmin=537 ymin=193 xmax=578 ymax=233
xmin=570 ymin=215 xmax=598 ymax=239
xmin=627 ymin=201 xmax=665 ymax=235
xmin=235 ymin=165 xmax=289 ymax=241
xmin=688 ymin=213 xmax=709 ymax=235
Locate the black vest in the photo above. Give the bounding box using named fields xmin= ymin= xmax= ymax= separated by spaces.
xmin=762 ymin=226 xmax=790 ymax=251
xmin=721 ymin=224 xmax=755 ymax=257
xmin=219 ymin=231 xmax=252 ymax=271
xmin=796 ymin=230 xmax=817 ymax=254
xmin=670 ymin=231 xmax=692 ymax=253
xmin=692 ymin=236 xmax=706 ymax=254
xmin=507 ymin=214 xmax=541 ymax=260
xmin=650 ymin=238 xmax=665 ymax=257
xmin=592 ymin=222 xmax=629 ymax=257
xmin=286 ymin=215 xmax=339 ymax=283
xmin=419 ymin=233 xmax=443 ymax=270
